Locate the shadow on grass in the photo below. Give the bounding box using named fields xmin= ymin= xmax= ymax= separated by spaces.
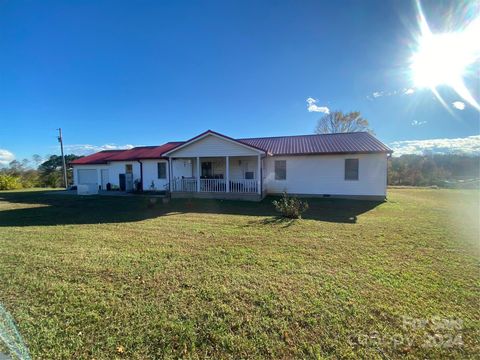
xmin=257 ymin=216 xmax=297 ymax=228
xmin=0 ymin=190 xmax=383 ymax=227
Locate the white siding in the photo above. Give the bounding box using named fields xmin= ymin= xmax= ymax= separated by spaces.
xmin=73 ymin=162 xmax=141 ymax=188
xmin=229 ymin=157 xmax=258 ymax=179
xmin=264 ymin=153 xmax=388 ymax=196
xmin=172 ymin=158 xmax=194 ymax=178
xmin=108 ymin=161 xmax=141 ymax=187
xmin=142 ymin=160 xmax=169 ymax=191
xmin=168 ymin=134 xmax=261 ymax=157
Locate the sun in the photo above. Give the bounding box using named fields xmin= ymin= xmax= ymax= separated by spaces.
xmin=411 ymin=32 xmax=471 ymax=88
xmin=409 ymin=1 xmax=480 ymax=110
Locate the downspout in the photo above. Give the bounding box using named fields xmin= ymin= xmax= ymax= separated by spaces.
xmin=137 ymin=160 xmax=143 ymax=191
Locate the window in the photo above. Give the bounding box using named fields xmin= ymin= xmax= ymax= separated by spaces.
xmin=125 ymin=164 xmax=133 ymax=174
xmin=345 ymin=159 xmax=359 ymax=180
xmin=157 ymin=162 xmax=167 ymax=179
xmin=274 ymin=160 xmax=286 ymax=180
xmin=245 ymin=171 xmax=254 ymax=179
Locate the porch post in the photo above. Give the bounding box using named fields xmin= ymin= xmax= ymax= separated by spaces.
xmin=169 ymin=157 xmax=172 ymax=192
xmin=225 ymin=156 xmax=230 ymax=193
xmin=196 ymin=157 xmax=200 ymax=192
xmin=257 ymin=155 xmax=261 ymax=194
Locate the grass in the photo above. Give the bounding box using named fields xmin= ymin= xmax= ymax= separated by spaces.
xmin=0 ymin=188 xmax=478 ymax=359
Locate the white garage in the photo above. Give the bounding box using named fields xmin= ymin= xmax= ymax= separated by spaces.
xmin=77 ymin=169 xmax=97 ymax=185
xmin=76 ymin=169 xmax=99 ymax=195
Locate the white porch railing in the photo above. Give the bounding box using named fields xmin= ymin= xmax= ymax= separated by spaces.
xmin=230 ymin=179 xmax=258 ymax=193
xmin=172 ymin=178 xmax=197 ymax=192
xmin=200 ymin=179 xmax=226 ymax=192
xmin=171 ymin=178 xmax=258 ymax=193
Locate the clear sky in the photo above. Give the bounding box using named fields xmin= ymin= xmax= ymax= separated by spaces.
xmin=0 ymin=0 xmax=479 ymax=164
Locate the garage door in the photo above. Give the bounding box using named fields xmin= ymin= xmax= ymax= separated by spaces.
xmin=77 ymin=169 xmax=98 ymax=185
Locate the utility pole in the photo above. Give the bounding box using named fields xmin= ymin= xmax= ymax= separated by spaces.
xmin=57 ymin=128 xmax=68 ymax=189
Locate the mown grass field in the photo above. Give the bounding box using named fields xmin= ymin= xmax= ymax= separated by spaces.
xmin=0 ymin=188 xmax=478 ymax=359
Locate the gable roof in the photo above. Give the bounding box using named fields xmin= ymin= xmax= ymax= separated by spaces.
xmin=238 ymin=132 xmax=392 ymax=155
xmin=162 ymin=130 xmax=266 ymax=156
xmin=71 ymin=131 xmax=392 ymax=165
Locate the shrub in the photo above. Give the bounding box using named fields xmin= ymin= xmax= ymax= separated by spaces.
xmin=272 ymin=192 xmax=309 ymax=219
xmin=0 ymin=174 xmax=22 ymax=190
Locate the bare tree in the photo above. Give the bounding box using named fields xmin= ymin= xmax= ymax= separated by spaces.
xmin=315 ymin=111 xmax=373 ymax=134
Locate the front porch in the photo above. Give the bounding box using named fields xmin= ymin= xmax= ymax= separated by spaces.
xmin=169 ymin=155 xmax=263 ymax=200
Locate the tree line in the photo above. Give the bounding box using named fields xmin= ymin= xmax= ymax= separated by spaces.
xmin=0 ymin=154 xmax=82 ymax=190
xmin=388 ymin=154 xmax=479 ymax=187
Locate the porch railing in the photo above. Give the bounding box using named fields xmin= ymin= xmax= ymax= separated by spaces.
xmin=200 ymin=179 xmax=226 ymax=192
xmin=172 ymin=178 xmax=197 ymax=192
xmin=230 ymin=179 xmax=258 ymax=193
xmin=171 ymin=178 xmax=258 ymax=193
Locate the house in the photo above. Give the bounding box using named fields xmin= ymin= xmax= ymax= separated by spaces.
xmin=70 ymin=130 xmax=392 ymax=200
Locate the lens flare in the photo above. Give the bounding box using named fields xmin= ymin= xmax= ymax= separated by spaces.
xmin=410 ymin=0 xmax=480 ymax=111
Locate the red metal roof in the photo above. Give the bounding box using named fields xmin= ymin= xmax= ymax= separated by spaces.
xmin=70 ymin=142 xmax=183 ymax=165
xmin=69 ymin=150 xmax=124 ymax=165
xmin=71 ymin=132 xmax=391 ymax=165
xmin=238 ymin=132 xmax=392 ymax=155
xmin=104 ymin=142 xmax=183 ymax=161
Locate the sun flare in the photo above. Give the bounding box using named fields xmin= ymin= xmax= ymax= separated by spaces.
xmin=410 ymin=1 xmax=480 ymax=110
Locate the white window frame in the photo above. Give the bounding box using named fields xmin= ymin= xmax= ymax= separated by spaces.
xmin=274 ymin=160 xmax=287 ymax=180
xmin=345 ymin=158 xmax=359 ymax=181
xmin=157 ymin=162 xmax=167 ymax=179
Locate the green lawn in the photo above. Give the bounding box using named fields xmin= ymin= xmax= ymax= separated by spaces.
xmin=0 ymin=188 xmax=478 ymax=359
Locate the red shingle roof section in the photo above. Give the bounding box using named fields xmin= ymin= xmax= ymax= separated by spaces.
xmin=104 ymin=142 xmax=183 ymax=161
xmin=136 ymin=142 xmax=184 ymax=159
xmin=70 ymin=142 xmax=184 ymax=165
xmin=238 ymin=132 xmax=392 ymax=155
xmin=69 ymin=150 xmax=124 ymax=165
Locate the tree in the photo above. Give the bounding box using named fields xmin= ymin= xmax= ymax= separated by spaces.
xmin=32 ymin=154 xmax=43 ymax=167
xmin=38 ymin=154 xmax=82 ymax=187
xmin=315 ymin=111 xmax=373 ymax=134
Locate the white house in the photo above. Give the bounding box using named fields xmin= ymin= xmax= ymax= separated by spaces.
xmin=71 ymin=130 xmax=392 ymax=200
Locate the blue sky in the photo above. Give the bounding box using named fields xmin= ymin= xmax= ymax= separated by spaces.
xmin=0 ymin=0 xmax=479 ymax=164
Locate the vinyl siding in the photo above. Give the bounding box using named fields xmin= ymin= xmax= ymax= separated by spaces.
xmin=140 ymin=160 xmax=168 ymax=191
xmin=263 ymin=153 xmax=388 ymax=196
xmin=168 ymin=134 xmax=261 ymax=157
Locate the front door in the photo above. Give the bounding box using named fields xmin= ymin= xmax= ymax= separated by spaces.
xmin=101 ymin=169 xmax=109 ymax=190
xmin=201 ymin=162 xmax=213 ymax=178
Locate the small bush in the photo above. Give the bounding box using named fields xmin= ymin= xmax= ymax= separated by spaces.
xmin=272 ymin=192 xmax=309 ymax=219
xmin=0 ymin=174 xmax=22 ymax=190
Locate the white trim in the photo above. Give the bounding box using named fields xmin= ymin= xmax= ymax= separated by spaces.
xmin=257 ymin=155 xmax=261 ymax=194
xmin=226 ymin=156 xmax=230 ymax=193
xmin=196 ymin=157 xmax=200 ymax=192
xmin=163 ymin=131 xmax=265 ymax=156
